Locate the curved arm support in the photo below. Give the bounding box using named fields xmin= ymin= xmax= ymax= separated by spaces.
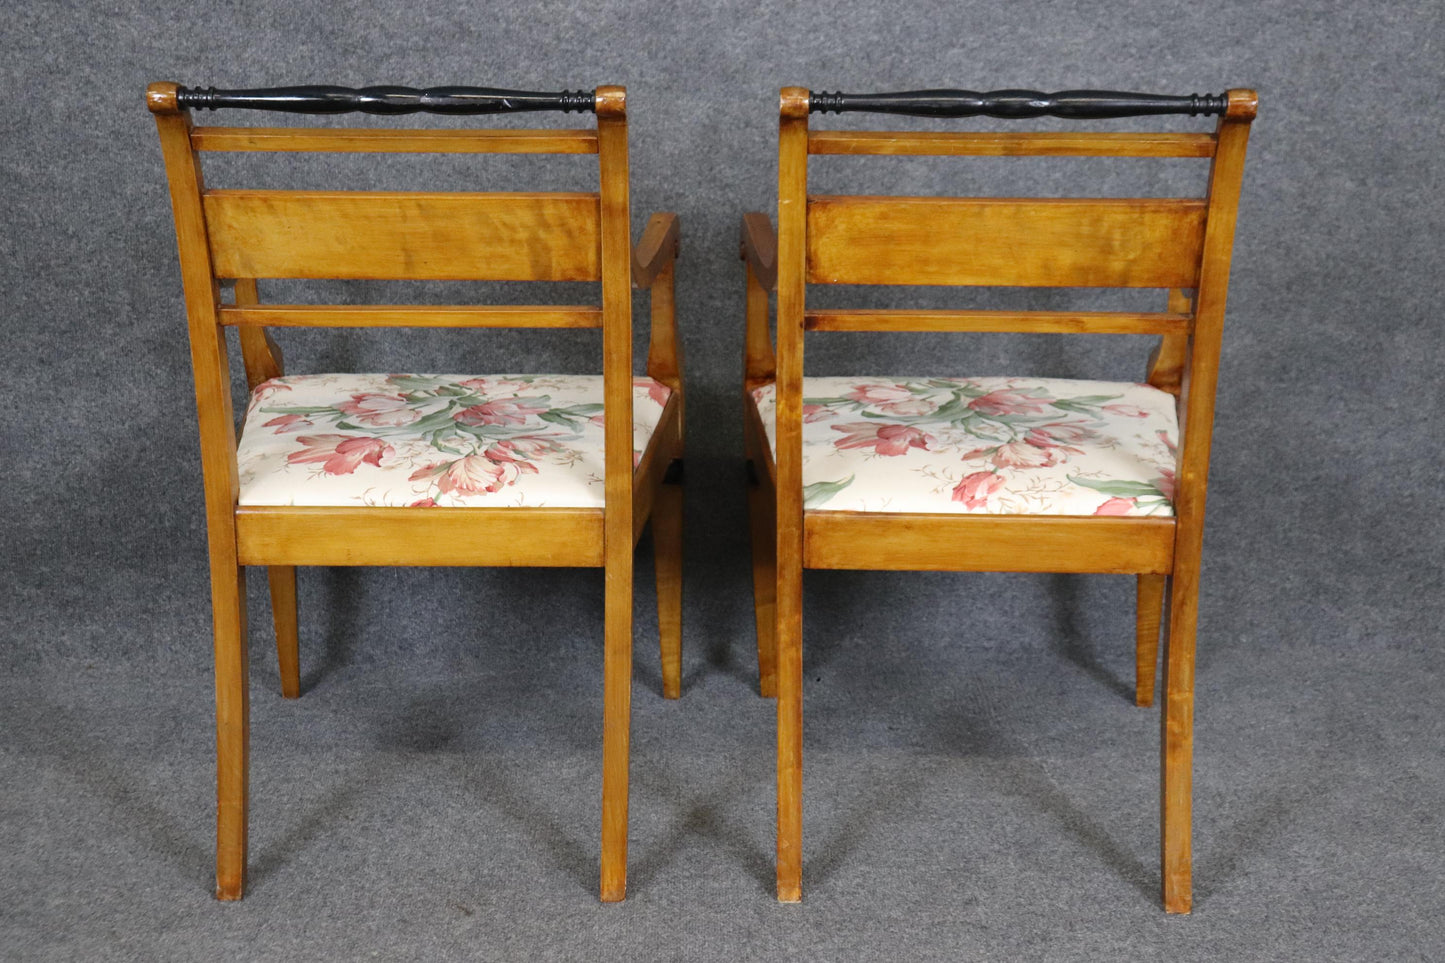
xmin=633 ymin=212 xmax=680 ymax=290
xmin=741 ymin=213 xmax=778 ymax=387
xmin=740 ymin=212 xmax=778 ymax=292
xmin=637 ymin=213 xmax=683 ymax=391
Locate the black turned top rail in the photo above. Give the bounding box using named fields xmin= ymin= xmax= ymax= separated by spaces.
xmin=175 ymin=85 xmax=597 ymax=115
xmin=808 ymin=89 xmax=1228 ymax=119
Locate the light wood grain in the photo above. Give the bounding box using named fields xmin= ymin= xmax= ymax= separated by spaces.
xmin=774 ymin=86 xmax=810 ymax=904
xmin=232 ymin=279 xmax=299 ymax=700
xmin=804 ymin=512 xmax=1175 ymax=574
xmin=632 ymin=211 xmax=680 ymax=289
xmin=268 ymin=566 xmax=300 ymax=699
xmin=631 ymin=395 xmax=683 ymax=544
xmin=211 ymin=556 xmax=249 ymax=902
xmin=231 ymin=279 xmax=284 ymax=389
xmin=155 ymin=77 xmax=679 ymax=906
xmin=740 ymin=212 xmax=778 ymax=292
xmin=746 ymin=415 xmax=779 ymax=699
xmin=652 ymin=479 xmax=683 ymax=701
xmin=804 ymin=308 xmax=1189 ymax=335
xmin=595 ymin=85 xmax=634 ymax=905
xmin=235 ymin=507 xmax=604 ymax=566
xmin=640 ymin=238 xmax=684 ymax=695
xmin=751 ymin=81 xmax=1255 ymax=914
xmin=1147 ymin=289 xmax=1193 ymax=394
xmin=742 ymin=243 xmax=778 ymax=698
xmin=1161 ymin=89 xmax=1255 ymax=916
xmin=808 ymin=130 xmax=1217 ymax=158
xmin=645 ymin=261 xmax=682 ymax=390
xmin=1135 ymin=573 xmax=1165 ymax=707
xmin=151 ymin=84 xmax=252 ymax=901
xmin=221 ymin=304 xmax=602 ymax=328
xmin=743 ymin=251 xmax=776 ymax=388
xmin=641 ymin=217 xmax=685 ymax=674
xmin=744 ymin=388 xmax=777 ymax=489
xmin=808 ymin=195 xmax=1206 ymax=288
xmin=204 ymin=190 xmax=601 ymax=281
xmin=192 ymin=126 xmax=599 ymax=154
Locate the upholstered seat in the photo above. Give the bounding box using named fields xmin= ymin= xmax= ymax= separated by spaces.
xmin=238 ymin=373 xmax=672 ymax=508
xmin=751 ymin=376 xmax=1177 ymax=516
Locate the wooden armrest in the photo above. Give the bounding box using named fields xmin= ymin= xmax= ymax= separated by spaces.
xmin=632 ymin=212 xmax=680 ymax=289
xmin=739 ymin=212 xmax=777 ymax=291
xmin=639 ymin=213 xmax=683 ymax=389
xmin=741 ymin=213 xmax=776 ymax=385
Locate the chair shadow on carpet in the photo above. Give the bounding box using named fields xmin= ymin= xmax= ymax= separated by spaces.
xmin=2 ymin=689 xmax=213 ymax=890
xmin=923 ymin=692 xmax=1159 ymax=904
xmin=1047 ymin=573 xmax=1136 ymax=703
xmin=625 ymin=755 xmax=775 ymax=894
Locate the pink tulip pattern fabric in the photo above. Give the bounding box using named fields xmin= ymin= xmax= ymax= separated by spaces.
xmin=237 ymin=373 xmax=671 ymax=508
xmin=751 ymin=376 xmax=1178 ymax=516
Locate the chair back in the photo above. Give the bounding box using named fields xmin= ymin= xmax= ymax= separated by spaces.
xmin=149 ymin=82 xmax=635 ymax=514
xmin=772 ymin=86 xmax=1257 ymax=522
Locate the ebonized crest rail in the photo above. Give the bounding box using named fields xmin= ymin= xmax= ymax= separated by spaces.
xmin=175 ymin=85 xmax=596 ymax=114
xmin=808 ymin=89 xmax=1227 ymax=119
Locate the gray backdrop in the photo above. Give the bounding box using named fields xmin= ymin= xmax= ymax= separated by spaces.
xmin=3 ymin=0 xmax=1442 ymax=960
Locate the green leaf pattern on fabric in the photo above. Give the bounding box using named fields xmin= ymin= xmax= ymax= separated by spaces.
xmin=753 ymin=376 xmax=1178 ymax=516
xmin=236 ymin=373 xmax=671 ymax=508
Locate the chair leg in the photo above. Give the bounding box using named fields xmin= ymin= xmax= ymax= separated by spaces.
xmin=652 ymin=478 xmax=683 ymax=700
xmin=212 ymin=556 xmax=250 ymax=900
xmin=599 ymin=553 xmax=633 ymax=902
xmin=268 ymin=566 xmax=300 ymax=699
xmin=1135 ymin=574 xmax=1166 ymax=707
xmin=1161 ymin=572 xmax=1196 ymax=913
xmin=775 ymin=543 xmax=803 ymax=902
xmin=747 ymin=460 xmax=779 ymax=699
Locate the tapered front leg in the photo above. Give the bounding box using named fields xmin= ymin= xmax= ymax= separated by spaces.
xmin=212 ymin=557 xmax=250 ymax=900
xmin=1161 ymin=572 xmax=1196 ymax=913
xmin=747 ymin=452 xmax=779 ymax=698
xmin=268 ymin=566 xmax=300 ymax=699
xmin=1135 ymin=574 xmax=1166 ymax=707
xmin=652 ymin=480 xmax=683 ymax=700
xmin=599 ymin=556 xmax=633 ymax=902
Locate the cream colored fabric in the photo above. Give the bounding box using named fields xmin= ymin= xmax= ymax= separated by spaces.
xmin=752 ymin=376 xmax=1178 ymax=516
xmin=237 ymin=373 xmax=671 ymax=508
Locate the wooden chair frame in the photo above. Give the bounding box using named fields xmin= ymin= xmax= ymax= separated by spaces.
xmin=149 ymin=82 xmax=684 ymax=902
xmin=742 ymin=86 xmax=1256 ymax=911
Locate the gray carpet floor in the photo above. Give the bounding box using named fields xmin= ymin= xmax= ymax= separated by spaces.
xmin=4 ymin=549 xmax=1442 ymax=961
xmin=5 ymin=0 xmax=1444 ymax=957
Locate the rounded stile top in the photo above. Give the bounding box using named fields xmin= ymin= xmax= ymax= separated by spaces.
xmin=595 ymin=85 xmax=626 ymax=118
xmin=780 ymin=87 xmax=810 ymax=119
xmin=1226 ymin=89 xmax=1259 ymax=121
xmin=147 ymin=81 xmax=180 ymax=113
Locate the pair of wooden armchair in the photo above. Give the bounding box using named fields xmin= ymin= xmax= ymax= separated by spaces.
xmin=150 ymin=82 xmax=1254 ymax=913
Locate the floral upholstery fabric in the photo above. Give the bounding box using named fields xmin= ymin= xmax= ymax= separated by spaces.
xmin=238 ymin=373 xmax=672 ymax=508
xmin=751 ymin=376 xmax=1178 ymax=516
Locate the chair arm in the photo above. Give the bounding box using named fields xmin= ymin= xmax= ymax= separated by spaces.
xmin=741 ymin=213 xmax=777 ymax=386
xmin=233 ymin=278 xmax=285 ymax=389
xmin=638 ymin=213 xmax=683 ymax=390
xmin=739 ymin=212 xmax=777 ymax=292
xmin=633 ymin=212 xmax=680 ymax=289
